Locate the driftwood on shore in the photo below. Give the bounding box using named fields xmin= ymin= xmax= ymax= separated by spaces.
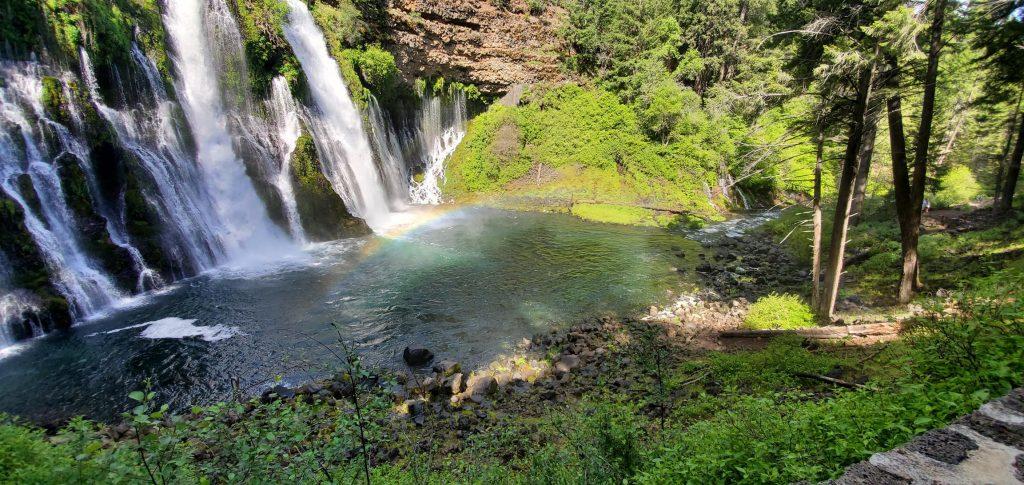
xmin=719 ymin=322 xmax=900 ymax=340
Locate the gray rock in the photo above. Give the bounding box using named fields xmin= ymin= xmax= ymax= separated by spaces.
xmin=903 ymin=429 xmax=977 ymax=465
xmin=447 ymin=373 xmax=466 ymax=395
xmin=432 ymin=359 xmax=461 ymax=376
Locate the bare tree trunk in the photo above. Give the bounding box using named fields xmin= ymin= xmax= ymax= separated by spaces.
xmin=820 ymin=64 xmax=876 ymax=319
xmin=811 ymin=129 xmax=825 ymax=310
xmin=994 ymin=89 xmax=1022 ymax=206
xmin=850 ymin=111 xmax=880 ymax=225
xmin=933 ymin=82 xmax=976 ymax=168
xmin=999 ymin=117 xmax=1024 ymax=213
xmin=887 ymin=0 xmax=948 ymax=304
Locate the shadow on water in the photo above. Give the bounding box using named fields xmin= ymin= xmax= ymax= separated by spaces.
xmin=0 ymin=207 xmax=703 ymax=422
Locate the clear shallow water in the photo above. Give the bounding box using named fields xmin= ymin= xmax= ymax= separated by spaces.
xmin=0 ymin=207 xmax=700 ymax=422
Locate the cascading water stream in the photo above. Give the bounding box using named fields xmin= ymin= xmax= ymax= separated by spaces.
xmin=281 ymin=0 xmax=396 ymax=230
xmin=88 ymin=45 xmax=228 ymax=276
xmin=408 ymin=91 xmax=467 ymax=205
xmin=72 ymin=50 xmax=163 ymax=291
xmin=0 ymin=63 xmax=125 ymax=320
xmin=265 ymin=77 xmax=307 ymax=244
xmin=163 ymin=0 xmax=293 ymax=260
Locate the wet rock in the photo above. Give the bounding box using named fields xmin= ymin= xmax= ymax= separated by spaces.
xmin=403 ymin=346 xmax=434 ymax=366
xmin=433 ymin=359 xmax=461 ymax=376
xmin=262 ymin=385 xmax=295 ymax=402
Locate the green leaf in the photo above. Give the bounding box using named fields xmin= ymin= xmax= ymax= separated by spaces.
xmin=129 ymin=391 xmax=145 ymax=402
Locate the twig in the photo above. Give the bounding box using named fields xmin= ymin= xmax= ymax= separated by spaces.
xmin=793 ymin=372 xmax=872 ymax=390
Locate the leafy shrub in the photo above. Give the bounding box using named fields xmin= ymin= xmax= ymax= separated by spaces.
xmin=743 ymin=293 xmax=816 ymax=330
xmin=933 ymin=165 xmax=982 ymax=208
xmin=354 ymin=45 xmax=397 ymax=89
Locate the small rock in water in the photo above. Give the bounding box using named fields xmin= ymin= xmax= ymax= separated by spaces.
xmin=403 ymin=345 xmax=434 ymax=366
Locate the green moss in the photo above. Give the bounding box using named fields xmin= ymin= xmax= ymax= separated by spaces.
xmin=289 ymin=132 xmax=370 ymax=241
xmin=572 ymin=203 xmax=659 ymax=226
xmin=233 ymin=0 xmax=299 ymax=96
xmin=743 ymin=293 xmax=816 ymax=330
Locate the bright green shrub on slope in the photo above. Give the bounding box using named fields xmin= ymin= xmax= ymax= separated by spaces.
xmin=743 ymin=292 xmax=816 ymax=330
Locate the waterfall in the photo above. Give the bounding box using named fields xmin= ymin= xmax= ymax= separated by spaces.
xmin=365 ymin=95 xmax=410 ymax=207
xmin=0 ymin=252 xmax=40 ymax=346
xmin=281 ymin=0 xmax=396 ymax=230
xmin=365 ymin=90 xmax=468 ymax=206
xmin=76 ymin=49 xmax=164 ymax=291
xmin=85 ymin=45 xmax=227 ymax=276
xmin=265 ymin=77 xmax=307 ymax=244
xmin=0 ymin=62 xmax=126 ymax=319
xmin=408 ymin=91 xmax=467 ymax=205
xmin=163 ymin=0 xmax=293 ymax=260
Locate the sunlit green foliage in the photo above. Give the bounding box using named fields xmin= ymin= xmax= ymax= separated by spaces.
xmin=743 ymin=292 xmax=816 ymax=330
xmin=933 ymin=165 xmax=983 ymax=208
xmin=447 ymin=83 xmax=722 ymax=218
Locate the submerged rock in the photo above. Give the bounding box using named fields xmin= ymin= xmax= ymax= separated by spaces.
xmin=403 ymin=346 xmax=435 ymax=366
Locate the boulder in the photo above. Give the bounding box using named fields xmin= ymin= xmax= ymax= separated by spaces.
xmin=261 ymin=385 xmax=295 ymax=402
xmin=403 ymin=345 xmax=434 ymax=366
xmin=554 ymin=354 xmax=581 ymax=375
xmin=466 ymin=375 xmax=498 ymax=397
xmin=432 ymin=359 xmax=461 ymax=376
xmin=447 ymin=373 xmax=466 ymax=395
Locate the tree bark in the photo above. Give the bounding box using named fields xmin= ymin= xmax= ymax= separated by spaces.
xmin=999 ymin=116 xmax=1024 ymax=212
xmin=820 ymin=63 xmax=876 ymax=319
xmin=994 ymin=89 xmax=1022 ymax=207
xmin=850 ymin=111 xmax=880 ymax=225
xmin=887 ymin=0 xmax=948 ymax=304
xmin=811 ymin=129 xmax=824 ymax=310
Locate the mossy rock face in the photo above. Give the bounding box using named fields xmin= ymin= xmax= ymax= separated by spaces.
xmin=40 ymin=76 xmax=72 ymax=125
xmin=87 ymin=132 xmax=174 ymax=282
xmin=55 ymin=153 xmax=137 ymax=291
xmin=0 ymin=188 xmax=72 ymax=331
xmin=233 ymin=137 xmax=291 ymax=234
xmin=289 ymin=132 xmax=371 ymax=241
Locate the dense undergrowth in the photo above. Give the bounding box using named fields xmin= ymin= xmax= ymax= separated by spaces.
xmin=3 ymin=211 xmax=1022 ymax=483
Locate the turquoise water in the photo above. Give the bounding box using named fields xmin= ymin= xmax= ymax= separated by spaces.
xmin=0 ymin=207 xmax=700 ymax=422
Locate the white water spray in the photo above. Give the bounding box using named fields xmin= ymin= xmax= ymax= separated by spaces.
xmin=0 ymin=63 xmax=126 ymax=319
xmin=163 ymin=0 xmax=293 ymax=260
xmin=281 ymin=0 xmax=395 ymax=230
xmin=265 ymin=77 xmax=307 ymax=243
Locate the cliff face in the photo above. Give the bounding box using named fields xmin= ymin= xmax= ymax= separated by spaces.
xmin=386 ymin=0 xmax=564 ymax=94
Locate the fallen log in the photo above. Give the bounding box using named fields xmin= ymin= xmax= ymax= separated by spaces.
xmin=719 ymin=322 xmax=901 ymax=340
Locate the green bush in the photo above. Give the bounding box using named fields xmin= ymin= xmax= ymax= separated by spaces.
xmin=354 ymin=45 xmax=397 ymax=89
xmin=743 ymin=293 xmax=816 ymax=330
xmin=933 ymin=165 xmax=982 ymax=208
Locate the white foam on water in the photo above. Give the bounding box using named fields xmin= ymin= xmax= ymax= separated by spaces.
xmin=88 ymin=317 xmax=239 ymax=342
xmin=139 ymin=317 xmax=239 ymax=341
